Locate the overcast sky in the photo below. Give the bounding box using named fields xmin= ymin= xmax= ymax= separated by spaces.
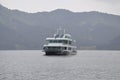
xmin=0 ymin=0 xmax=120 ymax=15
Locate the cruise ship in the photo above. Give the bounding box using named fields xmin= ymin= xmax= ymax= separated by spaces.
xmin=43 ymin=28 xmax=77 ymax=55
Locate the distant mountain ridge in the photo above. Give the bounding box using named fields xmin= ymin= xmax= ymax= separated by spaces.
xmin=0 ymin=4 xmax=120 ymax=50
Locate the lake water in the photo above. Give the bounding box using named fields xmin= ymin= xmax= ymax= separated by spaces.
xmin=0 ymin=50 xmax=120 ymax=80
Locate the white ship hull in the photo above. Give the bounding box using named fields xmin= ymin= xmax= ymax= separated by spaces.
xmin=45 ymin=50 xmax=76 ymax=55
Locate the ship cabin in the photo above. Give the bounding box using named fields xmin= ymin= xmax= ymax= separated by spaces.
xmin=43 ymin=33 xmax=75 ymax=51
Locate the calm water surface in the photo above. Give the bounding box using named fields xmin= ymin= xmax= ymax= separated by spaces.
xmin=0 ymin=50 xmax=120 ymax=80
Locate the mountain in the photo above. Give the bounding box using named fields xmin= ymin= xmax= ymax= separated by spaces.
xmin=0 ymin=4 xmax=120 ymax=50
xmin=103 ymin=35 xmax=120 ymax=50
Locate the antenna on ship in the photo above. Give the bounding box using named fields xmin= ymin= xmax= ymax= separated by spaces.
xmin=64 ymin=29 xmax=66 ymax=34
xmin=59 ymin=26 xmax=62 ymax=31
xmin=54 ymin=27 xmax=62 ymax=38
xmin=56 ymin=28 xmax=58 ymax=34
xmin=56 ymin=27 xmax=61 ymax=34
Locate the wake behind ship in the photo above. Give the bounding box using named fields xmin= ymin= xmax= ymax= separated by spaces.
xmin=43 ymin=28 xmax=77 ymax=55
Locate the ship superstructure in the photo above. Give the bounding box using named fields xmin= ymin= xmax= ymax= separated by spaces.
xmin=43 ymin=28 xmax=77 ymax=55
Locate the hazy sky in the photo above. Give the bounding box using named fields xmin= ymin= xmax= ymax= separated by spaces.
xmin=0 ymin=0 xmax=120 ymax=15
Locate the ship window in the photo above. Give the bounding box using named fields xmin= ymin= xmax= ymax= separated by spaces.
xmin=55 ymin=34 xmax=59 ymax=38
xmin=65 ymin=36 xmax=70 ymax=38
xmin=63 ymin=47 xmax=67 ymax=50
xmin=69 ymin=41 xmax=72 ymax=45
xmin=65 ymin=47 xmax=67 ymax=50
xmin=68 ymin=47 xmax=71 ymax=50
xmin=63 ymin=40 xmax=67 ymax=44
xmin=49 ymin=40 xmax=52 ymax=43
xmin=58 ymin=40 xmax=62 ymax=43
xmin=49 ymin=40 xmax=57 ymax=43
xmin=48 ymin=47 xmax=61 ymax=50
xmin=49 ymin=40 xmax=68 ymax=44
xmin=60 ymin=34 xmax=64 ymax=38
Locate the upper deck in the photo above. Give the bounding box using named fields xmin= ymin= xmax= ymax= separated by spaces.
xmin=46 ymin=33 xmax=72 ymax=41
